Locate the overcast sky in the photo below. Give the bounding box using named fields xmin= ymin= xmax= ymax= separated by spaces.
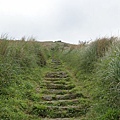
xmin=0 ymin=0 xmax=120 ymax=44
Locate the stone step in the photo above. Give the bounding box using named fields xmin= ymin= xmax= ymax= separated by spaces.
xmin=42 ymin=89 xmax=70 ymax=95
xmin=51 ymin=61 xmax=61 ymax=63
xmin=48 ymin=107 xmax=87 ymax=118
xmin=47 ymin=105 xmax=88 ymax=111
xmin=50 ymin=66 xmax=62 ymax=69
xmin=45 ymin=77 xmax=70 ymax=81
xmin=42 ymin=93 xmax=84 ymax=101
xmin=45 ymin=75 xmax=69 ymax=79
xmin=42 ymin=88 xmax=80 ymax=95
xmin=41 ymin=118 xmax=79 ymax=120
xmin=39 ymin=99 xmax=81 ymax=106
xmin=46 ymin=72 xmax=67 ymax=75
xmin=51 ymin=61 xmax=61 ymax=65
xmin=45 ymin=84 xmax=75 ymax=90
xmin=44 ymin=80 xmax=71 ymax=85
xmin=31 ymin=105 xmax=88 ymax=118
xmin=38 ymin=60 xmax=89 ymax=119
xmin=45 ymin=72 xmax=69 ymax=78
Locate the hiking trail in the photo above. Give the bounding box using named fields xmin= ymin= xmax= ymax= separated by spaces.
xmin=32 ymin=59 xmax=90 ymax=120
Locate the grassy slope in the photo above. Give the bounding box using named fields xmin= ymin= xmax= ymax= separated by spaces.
xmin=0 ymin=38 xmax=120 ymax=120
xmin=58 ymin=37 xmax=120 ymax=120
xmin=0 ymin=39 xmax=48 ymax=119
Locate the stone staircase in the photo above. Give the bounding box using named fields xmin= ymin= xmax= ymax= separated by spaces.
xmin=31 ymin=60 xmax=89 ymax=119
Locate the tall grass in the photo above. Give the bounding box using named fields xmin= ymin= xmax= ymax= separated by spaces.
xmin=78 ymin=37 xmax=114 ymax=73
xmin=0 ymin=37 xmax=49 ymax=119
xmin=92 ymin=40 xmax=120 ymax=119
xmin=97 ymin=40 xmax=120 ymax=106
xmin=0 ymin=36 xmax=119 ymax=119
xmin=59 ymin=37 xmax=120 ymax=120
xmin=60 ymin=37 xmax=114 ymax=73
xmin=0 ymin=38 xmax=46 ymax=89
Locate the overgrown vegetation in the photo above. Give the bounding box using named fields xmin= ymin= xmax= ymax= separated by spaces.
xmin=59 ymin=37 xmax=120 ymax=120
xmin=0 ymin=36 xmax=120 ymax=119
xmin=0 ymin=37 xmax=48 ymax=119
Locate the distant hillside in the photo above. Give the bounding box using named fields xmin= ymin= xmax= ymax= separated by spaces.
xmin=39 ymin=40 xmax=78 ymax=49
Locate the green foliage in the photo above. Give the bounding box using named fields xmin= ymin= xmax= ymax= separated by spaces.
xmin=31 ymin=104 xmax=49 ymax=117
xmin=0 ymin=40 xmax=46 ymax=68
xmin=95 ymin=41 xmax=120 ymax=109
xmin=59 ymin=37 xmax=120 ymax=120
xmin=0 ymin=62 xmax=18 ymax=89
xmin=59 ymin=37 xmax=114 ymax=73
xmin=0 ymin=36 xmax=120 ymax=119
xmin=0 ymin=38 xmax=48 ymax=119
xmin=78 ymin=37 xmax=113 ymax=72
xmin=100 ymin=109 xmax=120 ymax=120
xmin=0 ymin=39 xmax=47 ymax=88
xmin=0 ymin=66 xmax=44 ymax=119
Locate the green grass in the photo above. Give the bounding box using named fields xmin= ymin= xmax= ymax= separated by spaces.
xmin=0 ymin=67 xmax=42 ymax=119
xmin=59 ymin=37 xmax=120 ymax=120
xmin=0 ymin=36 xmax=120 ymax=120
xmin=0 ymin=38 xmax=48 ymax=119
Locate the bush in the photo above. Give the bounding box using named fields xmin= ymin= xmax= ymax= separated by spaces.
xmin=96 ymin=41 xmax=120 ymax=108
xmin=59 ymin=37 xmax=119 ymax=119
xmin=0 ymin=39 xmax=47 ymax=90
xmin=60 ymin=37 xmax=114 ymax=73
xmin=78 ymin=37 xmax=114 ymax=73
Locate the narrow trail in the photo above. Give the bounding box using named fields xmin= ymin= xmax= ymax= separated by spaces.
xmin=33 ymin=59 xmax=90 ymax=120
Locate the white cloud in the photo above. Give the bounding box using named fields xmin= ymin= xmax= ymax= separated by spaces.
xmin=0 ymin=0 xmax=120 ymax=44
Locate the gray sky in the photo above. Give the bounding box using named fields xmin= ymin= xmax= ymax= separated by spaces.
xmin=0 ymin=0 xmax=120 ymax=44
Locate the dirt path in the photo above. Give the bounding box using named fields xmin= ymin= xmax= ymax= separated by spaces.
xmin=34 ymin=59 xmax=90 ymax=119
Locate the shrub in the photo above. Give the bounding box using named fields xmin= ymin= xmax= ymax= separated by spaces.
xmin=96 ymin=41 xmax=120 ymax=108
xmin=0 ymin=39 xmax=47 ymax=90
xmin=78 ymin=37 xmax=114 ymax=73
